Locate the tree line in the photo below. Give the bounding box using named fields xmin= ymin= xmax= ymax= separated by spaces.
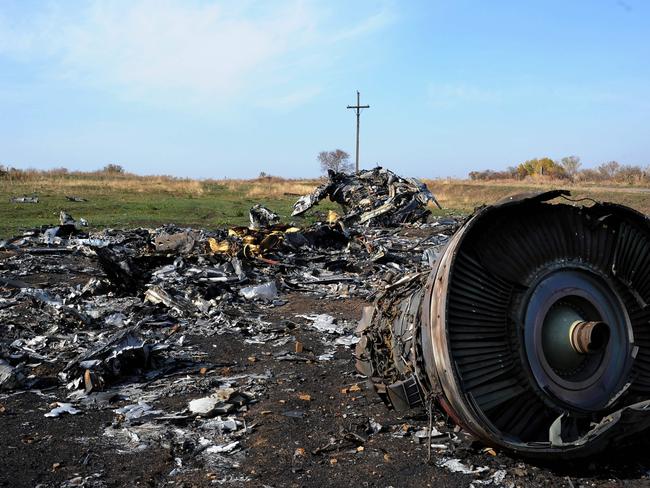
xmin=0 ymin=163 xmax=126 ymax=181
xmin=469 ymin=157 xmax=650 ymax=185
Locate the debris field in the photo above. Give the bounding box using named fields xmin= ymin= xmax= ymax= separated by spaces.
xmin=1 ymin=169 xmax=649 ymax=487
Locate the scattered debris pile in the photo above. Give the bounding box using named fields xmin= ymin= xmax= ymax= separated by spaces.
xmin=2 ymin=184 xmax=650 ymax=485
xmin=357 ymin=190 xmax=650 ymax=458
xmin=292 ymin=167 xmax=441 ymax=226
xmin=0 ymin=197 xmax=462 ymax=484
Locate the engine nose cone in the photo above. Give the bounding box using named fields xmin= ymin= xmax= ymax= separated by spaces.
xmin=570 ymin=320 xmax=610 ymax=354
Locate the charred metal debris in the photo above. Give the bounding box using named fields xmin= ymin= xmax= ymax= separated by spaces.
xmin=3 ymin=171 xmax=650 ymax=484
xmin=10 ymin=195 xmax=39 ymax=204
xmin=0 ymin=171 xmax=463 ymax=481
xmin=357 ymin=190 xmax=650 ymax=458
xmin=292 ymin=166 xmax=441 ymax=226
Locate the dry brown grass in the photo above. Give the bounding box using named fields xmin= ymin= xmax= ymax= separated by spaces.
xmin=422 ymin=180 xmax=518 ymax=211
xmin=245 ymin=180 xmax=320 ymax=198
xmin=204 ymin=176 xmax=321 ymax=198
xmin=422 ymin=178 xmax=650 ymax=215
xmin=2 ymin=171 xmax=325 ymax=199
xmin=2 ymin=174 xmax=206 ymax=196
xmin=60 ymin=176 xmax=206 ymax=195
xmin=3 ymin=170 xmax=650 ymax=215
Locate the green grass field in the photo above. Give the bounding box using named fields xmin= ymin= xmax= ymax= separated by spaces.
xmin=0 ymin=177 xmax=340 ymax=237
xmin=1 ymin=175 xmax=649 ymax=238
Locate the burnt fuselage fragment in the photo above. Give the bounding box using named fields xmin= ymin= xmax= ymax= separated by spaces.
xmin=292 ymin=167 xmax=441 ymax=226
xmin=356 ymin=190 xmax=650 ymax=457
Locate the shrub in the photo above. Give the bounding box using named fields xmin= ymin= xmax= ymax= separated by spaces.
xmin=516 ymin=157 xmax=568 ymax=179
xmin=615 ymin=165 xmax=645 ymax=185
xmin=102 ymin=163 xmax=125 ymax=174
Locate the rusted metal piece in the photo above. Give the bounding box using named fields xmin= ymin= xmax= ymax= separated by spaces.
xmin=356 ymin=190 xmax=650 ymax=458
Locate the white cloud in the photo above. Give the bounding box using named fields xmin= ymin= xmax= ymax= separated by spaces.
xmin=427 ymin=82 xmax=502 ymax=108
xmin=329 ymin=7 xmax=394 ymax=42
xmin=256 ymin=85 xmax=323 ymax=109
xmin=0 ymin=0 xmax=393 ymax=110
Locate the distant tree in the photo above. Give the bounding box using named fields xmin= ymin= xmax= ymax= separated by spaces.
xmin=616 ymin=164 xmax=645 ymax=185
xmin=506 ymin=166 xmax=519 ymax=179
xmin=560 ymin=156 xmax=581 ymax=180
xmin=516 ymin=157 xmax=567 ymax=179
xmin=102 ymin=163 xmax=124 ymax=174
xmin=318 ymin=149 xmax=352 ymax=174
xmin=576 ymin=168 xmax=603 ymax=182
xmin=597 ymin=161 xmax=620 ymax=179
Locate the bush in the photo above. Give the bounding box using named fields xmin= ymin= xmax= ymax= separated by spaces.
xmin=597 ymin=161 xmax=620 ymax=180
xmin=575 ymin=168 xmax=604 ymax=183
xmin=469 ymin=169 xmax=517 ymax=181
xmin=516 ymin=157 xmax=568 ymax=179
xmin=102 ymin=163 xmax=125 ymax=174
xmin=0 ymin=165 xmax=27 ymax=181
xmin=615 ymin=165 xmax=645 ymax=185
xmin=575 ymin=162 xmax=648 ymax=185
xmin=46 ymin=167 xmax=69 ymax=176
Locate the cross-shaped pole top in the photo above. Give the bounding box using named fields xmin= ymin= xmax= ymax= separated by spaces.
xmin=347 ymin=91 xmax=370 ymax=113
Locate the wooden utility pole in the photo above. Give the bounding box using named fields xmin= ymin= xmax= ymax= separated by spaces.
xmin=347 ymin=91 xmax=369 ymax=173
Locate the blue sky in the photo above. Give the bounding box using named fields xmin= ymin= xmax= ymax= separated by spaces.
xmin=0 ymin=0 xmax=648 ymax=178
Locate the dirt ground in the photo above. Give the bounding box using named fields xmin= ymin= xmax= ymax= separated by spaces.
xmin=2 ymin=228 xmax=650 ymax=488
xmin=1 ymin=288 xmax=649 ymax=488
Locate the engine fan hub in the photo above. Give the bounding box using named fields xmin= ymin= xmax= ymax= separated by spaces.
xmin=523 ymin=268 xmax=633 ymax=411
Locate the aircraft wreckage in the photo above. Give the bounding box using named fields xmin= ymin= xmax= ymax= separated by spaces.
xmin=356 ymin=190 xmax=650 ymax=458
xmin=3 ymin=171 xmax=650 ymax=471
